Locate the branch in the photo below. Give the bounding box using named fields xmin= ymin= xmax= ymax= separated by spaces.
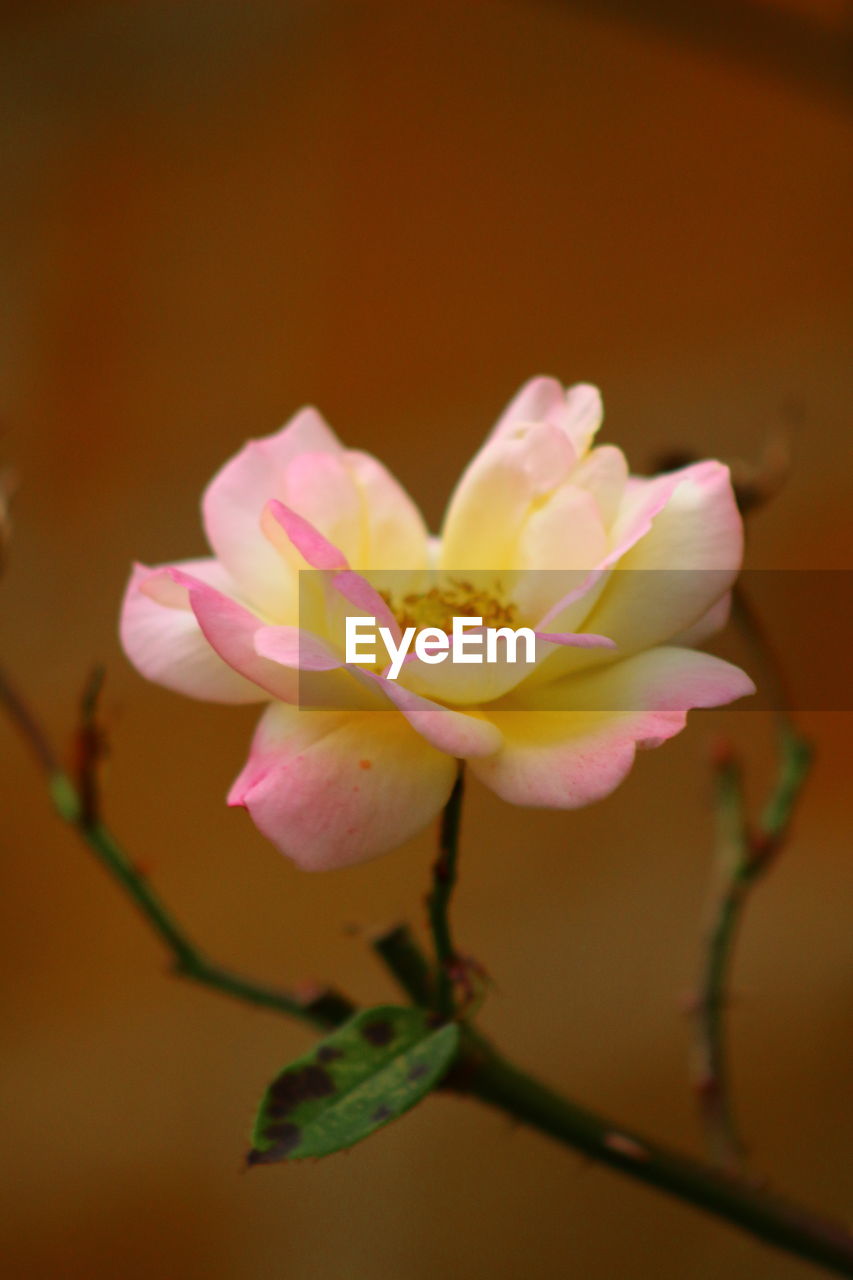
xmin=457 ymin=1025 xmax=853 ymax=1278
xmin=691 ymin=585 xmax=814 ymax=1167
xmin=692 ymin=745 xmax=751 ymax=1169
xmin=395 ymin=760 xmax=851 ymax=1276
xmin=371 ymin=922 xmax=434 ymax=1007
xmin=426 ymin=766 xmax=465 ymax=1018
xmin=0 ymin=664 xmax=356 ymax=1032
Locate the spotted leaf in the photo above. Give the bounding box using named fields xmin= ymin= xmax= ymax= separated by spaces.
xmin=249 ymin=1005 xmax=460 ymax=1163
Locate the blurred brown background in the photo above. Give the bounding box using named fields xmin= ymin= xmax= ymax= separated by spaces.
xmin=1 ymin=3 xmax=851 ymax=1278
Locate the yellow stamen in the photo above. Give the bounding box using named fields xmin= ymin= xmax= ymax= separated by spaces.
xmin=381 ymin=577 xmax=519 ymax=634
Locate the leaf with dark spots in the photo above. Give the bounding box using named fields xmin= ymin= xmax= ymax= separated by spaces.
xmin=361 ymin=1019 xmax=394 ymax=1047
xmin=250 ymin=1005 xmax=460 ymax=1163
xmin=316 ymin=1045 xmax=343 ymax=1064
xmin=266 ymin=1064 xmax=335 ymax=1117
xmin=247 ymin=1122 xmax=302 ymax=1164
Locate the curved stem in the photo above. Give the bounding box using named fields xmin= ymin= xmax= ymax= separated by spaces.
xmin=690 ymin=586 xmax=814 ymax=1165
xmin=0 ymin=665 xmax=355 ymax=1031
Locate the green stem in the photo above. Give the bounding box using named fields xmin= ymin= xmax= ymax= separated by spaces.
xmin=693 ymin=751 xmax=750 ymax=1169
xmin=694 ymin=724 xmax=812 ymax=1132
xmin=691 ymin=587 xmax=815 ymax=1166
xmin=426 ymin=766 xmax=464 ymax=1017
xmin=759 ymin=724 xmax=814 ymax=850
xmin=371 ymin=922 xmax=434 ymax=1007
xmin=85 ymin=816 xmax=354 ymax=1025
xmin=76 ymin=813 xmax=352 ymax=1028
xmin=1 ymin=666 xmax=355 ymax=1032
xmin=369 ymin=928 xmax=853 ymax=1277
xmin=456 ymin=1026 xmax=853 ymax=1278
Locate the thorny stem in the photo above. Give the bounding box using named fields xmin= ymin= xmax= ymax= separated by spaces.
xmin=691 ymin=585 xmax=814 ymax=1168
xmin=426 ymin=766 xmax=465 ymax=1018
xmin=0 ymin=664 xmax=355 ymax=1032
xmin=693 ymin=749 xmax=751 ymax=1169
xmin=377 ymin=931 xmax=853 ymax=1278
xmin=456 ymin=1025 xmax=853 ymax=1279
xmin=4 ymin=669 xmax=851 ymax=1276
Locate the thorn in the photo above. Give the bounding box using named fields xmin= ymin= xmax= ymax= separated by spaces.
xmin=749 ymin=831 xmax=776 ymax=862
xmin=710 ymin=736 xmax=737 ymax=770
xmin=693 ymin=1073 xmax=720 ymax=1100
xmin=604 ymin=1132 xmax=649 ymax=1162
xmin=290 ymin=979 xmax=326 ymax=1004
xmin=679 ymin=989 xmax=703 ymax=1016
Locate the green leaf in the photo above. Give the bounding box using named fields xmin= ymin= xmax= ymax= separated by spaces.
xmin=249 ymin=1005 xmax=460 ymax=1164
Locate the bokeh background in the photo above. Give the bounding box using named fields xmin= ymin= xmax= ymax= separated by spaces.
xmin=1 ymin=3 xmax=851 ymax=1277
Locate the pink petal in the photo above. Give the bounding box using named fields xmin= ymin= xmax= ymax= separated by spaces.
xmin=161 ymin=568 xmax=299 ymax=702
xmin=329 ymin=569 xmax=401 ymax=641
xmin=227 ymin=703 xmax=458 ymax=871
xmin=365 ymin=671 xmax=504 ymax=758
xmin=585 ymin=461 xmax=743 ymax=651
xmin=252 ymin=622 xmax=498 ymax=750
xmin=263 ymin=500 xmax=400 ymax=638
xmin=254 ymin=625 xmax=342 ymax=671
xmin=119 ymin=560 xmax=265 ymax=704
xmin=527 ymin=461 xmax=743 ymax=689
xmin=471 ymin=647 xmax=754 ymax=807
xmin=488 ymin=377 xmax=604 ymax=456
xmin=488 ymin=376 xmax=568 ymax=440
xmin=561 ymin=383 xmax=604 ymax=455
xmin=535 ymin=631 xmax=616 ymax=649
xmin=202 ymin=407 xmax=342 ymax=614
xmin=254 ymin=624 xmax=386 ymax=714
xmin=263 ymin=498 xmax=348 ymax=570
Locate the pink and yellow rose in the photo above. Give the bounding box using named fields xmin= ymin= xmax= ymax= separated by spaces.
xmin=120 ymin=378 xmax=753 ymax=869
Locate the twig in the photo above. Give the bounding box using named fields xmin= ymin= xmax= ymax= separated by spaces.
xmin=371 ymin=922 xmax=434 ymax=1006
xmin=0 ymin=663 xmax=355 ymax=1031
xmin=459 ymin=1024 xmax=853 ymax=1279
xmin=691 ymin=585 xmax=813 ymax=1167
xmin=0 ymin=663 xmax=59 ymax=774
xmin=692 ymin=745 xmax=751 ymax=1169
xmin=370 ymin=905 xmax=853 ymax=1275
xmin=758 ymin=723 xmax=814 ymax=859
xmin=426 ymin=766 xmax=465 ymax=1018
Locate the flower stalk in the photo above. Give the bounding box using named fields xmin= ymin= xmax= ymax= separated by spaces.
xmin=426 ymin=766 xmax=465 ymax=1017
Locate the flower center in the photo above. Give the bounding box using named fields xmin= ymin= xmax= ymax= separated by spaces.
xmin=382 ymin=577 xmax=520 ymax=634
